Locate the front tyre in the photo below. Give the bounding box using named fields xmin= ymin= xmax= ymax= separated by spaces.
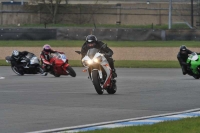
xmin=92 ymin=70 xmax=104 ymax=95
xmin=37 ymin=66 xmax=44 ymax=74
xmin=66 ymin=66 xmax=76 ymax=77
xmin=193 ymin=75 xmax=199 ymax=79
xmin=11 ymin=66 xmax=24 ymax=76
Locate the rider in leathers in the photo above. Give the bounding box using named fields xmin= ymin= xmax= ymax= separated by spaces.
xmin=40 ymin=44 xmax=63 ymax=75
xmin=81 ymin=35 xmax=117 ymax=78
xmin=177 ymin=45 xmax=193 ymax=75
xmin=11 ymin=50 xmax=31 ymax=74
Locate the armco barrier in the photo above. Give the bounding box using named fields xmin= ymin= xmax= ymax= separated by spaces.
xmin=1 ymin=28 xmax=200 ymax=41
xmin=57 ymin=28 xmax=164 ymax=41
xmin=165 ymin=30 xmax=200 ymax=41
xmin=0 ymin=28 xmax=56 ymax=40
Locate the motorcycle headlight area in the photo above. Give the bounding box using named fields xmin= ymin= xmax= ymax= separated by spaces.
xmin=93 ymin=56 xmax=102 ymax=63
xmin=83 ymin=56 xmax=102 ymax=66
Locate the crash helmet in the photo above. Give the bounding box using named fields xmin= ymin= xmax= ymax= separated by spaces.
xmin=86 ymin=35 xmax=97 ymax=48
xmin=43 ymin=44 xmax=52 ymax=52
xmin=12 ymin=50 xmax=19 ymax=57
xmin=180 ymin=45 xmax=187 ymax=54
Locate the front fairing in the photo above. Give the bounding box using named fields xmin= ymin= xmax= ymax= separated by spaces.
xmin=82 ymin=48 xmax=104 ymax=67
xmin=30 ymin=56 xmax=40 ymax=65
xmin=82 ymin=48 xmax=112 ymax=88
xmin=51 ymin=53 xmax=67 ymax=65
xmin=187 ymin=52 xmax=200 ymax=74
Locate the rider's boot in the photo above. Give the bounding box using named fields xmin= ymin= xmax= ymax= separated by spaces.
xmin=112 ymin=69 xmax=117 ymax=78
xmin=42 ymin=72 xmax=48 ymax=76
xmin=181 ymin=66 xmax=187 ymax=75
xmin=41 ymin=65 xmax=48 ymax=76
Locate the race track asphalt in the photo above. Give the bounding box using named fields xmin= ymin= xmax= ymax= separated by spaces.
xmin=0 ymin=66 xmax=200 ymax=133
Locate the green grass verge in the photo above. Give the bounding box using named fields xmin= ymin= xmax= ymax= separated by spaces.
xmin=81 ymin=117 xmax=200 ymax=133
xmin=0 ymin=40 xmax=200 ymax=47
xmin=0 ymin=60 xmax=180 ymax=68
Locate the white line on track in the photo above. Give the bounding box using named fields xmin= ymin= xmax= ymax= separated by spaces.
xmin=0 ymin=77 xmax=5 ymax=79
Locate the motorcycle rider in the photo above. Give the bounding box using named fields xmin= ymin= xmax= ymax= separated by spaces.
xmin=40 ymin=44 xmax=63 ymax=75
xmin=81 ymin=35 xmax=117 ymax=78
xmin=177 ymin=45 xmax=193 ymax=75
xmin=11 ymin=50 xmax=31 ymax=74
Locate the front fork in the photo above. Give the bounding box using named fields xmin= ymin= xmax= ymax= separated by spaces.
xmin=90 ymin=65 xmax=103 ymax=80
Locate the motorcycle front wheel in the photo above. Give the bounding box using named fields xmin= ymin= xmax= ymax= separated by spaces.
xmin=92 ymin=70 xmax=104 ymax=95
xmin=66 ymin=66 xmax=76 ymax=77
xmin=193 ymin=75 xmax=200 ymax=79
xmin=37 ymin=66 xmax=44 ymax=74
xmin=11 ymin=66 xmax=24 ymax=76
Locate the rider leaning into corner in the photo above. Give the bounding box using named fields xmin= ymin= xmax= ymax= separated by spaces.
xmin=177 ymin=45 xmax=200 ymax=75
xmin=81 ymin=35 xmax=117 ymax=78
xmin=40 ymin=44 xmax=64 ymax=76
xmin=11 ymin=50 xmax=31 ymax=73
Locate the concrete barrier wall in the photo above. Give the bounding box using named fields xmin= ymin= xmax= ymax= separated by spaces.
xmin=0 ymin=3 xmax=197 ymax=26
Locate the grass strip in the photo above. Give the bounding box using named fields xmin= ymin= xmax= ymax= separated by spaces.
xmin=0 ymin=60 xmax=180 ymax=68
xmin=81 ymin=117 xmax=200 ymax=133
xmin=0 ymin=40 xmax=200 ymax=47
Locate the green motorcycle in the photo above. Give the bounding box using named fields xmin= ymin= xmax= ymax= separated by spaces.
xmin=186 ymin=52 xmax=200 ymax=79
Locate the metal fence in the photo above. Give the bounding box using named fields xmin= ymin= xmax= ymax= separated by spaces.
xmin=0 ymin=1 xmax=199 ymax=28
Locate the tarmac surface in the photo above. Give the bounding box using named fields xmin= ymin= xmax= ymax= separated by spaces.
xmin=0 ymin=67 xmax=200 ymax=133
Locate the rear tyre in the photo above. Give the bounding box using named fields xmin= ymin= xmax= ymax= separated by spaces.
xmin=106 ymin=80 xmax=117 ymax=94
xmin=11 ymin=66 xmax=24 ymax=76
xmin=92 ymin=70 xmax=103 ymax=95
xmin=53 ymin=74 xmax=60 ymax=77
xmin=66 ymin=66 xmax=76 ymax=77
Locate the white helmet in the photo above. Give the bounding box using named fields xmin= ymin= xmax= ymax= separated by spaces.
xmin=12 ymin=50 xmax=19 ymax=56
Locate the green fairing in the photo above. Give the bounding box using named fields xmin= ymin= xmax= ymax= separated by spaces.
xmin=187 ymin=53 xmax=200 ymax=75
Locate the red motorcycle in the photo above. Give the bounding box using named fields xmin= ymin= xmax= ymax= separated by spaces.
xmin=46 ymin=52 xmax=76 ymax=77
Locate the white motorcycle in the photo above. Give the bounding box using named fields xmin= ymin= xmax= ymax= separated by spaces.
xmin=76 ymin=48 xmax=117 ymax=95
xmin=5 ymin=53 xmax=44 ymax=76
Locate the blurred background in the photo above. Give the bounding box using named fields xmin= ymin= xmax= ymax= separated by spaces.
xmin=0 ymin=0 xmax=198 ymax=29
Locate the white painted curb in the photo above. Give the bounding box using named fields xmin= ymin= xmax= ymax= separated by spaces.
xmin=27 ymin=108 xmax=200 ymax=133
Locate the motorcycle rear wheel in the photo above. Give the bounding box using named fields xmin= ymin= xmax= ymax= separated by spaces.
xmin=92 ymin=70 xmax=104 ymax=95
xmin=106 ymin=80 xmax=117 ymax=94
xmin=53 ymin=74 xmax=61 ymax=77
xmin=66 ymin=66 xmax=76 ymax=77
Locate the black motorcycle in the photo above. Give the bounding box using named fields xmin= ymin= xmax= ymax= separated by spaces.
xmin=5 ymin=53 xmax=44 ymax=76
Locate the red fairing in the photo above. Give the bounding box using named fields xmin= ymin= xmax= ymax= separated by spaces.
xmin=49 ymin=53 xmax=70 ymax=75
xmin=63 ymin=63 xmax=69 ymax=68
xmin=103 ymin=69 xmax=112 ymax=89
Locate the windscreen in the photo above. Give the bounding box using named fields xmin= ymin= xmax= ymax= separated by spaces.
xmin=86 ymin=48 xmax=99 ymax=59
xmin=26 ymin=53 xmax=34 ymax=59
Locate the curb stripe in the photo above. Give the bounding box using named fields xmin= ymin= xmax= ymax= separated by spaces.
xmin=27 ymin=108 xmax=200 ymax=133
xmin=65 ymin=110 xmax=200 ymax=133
